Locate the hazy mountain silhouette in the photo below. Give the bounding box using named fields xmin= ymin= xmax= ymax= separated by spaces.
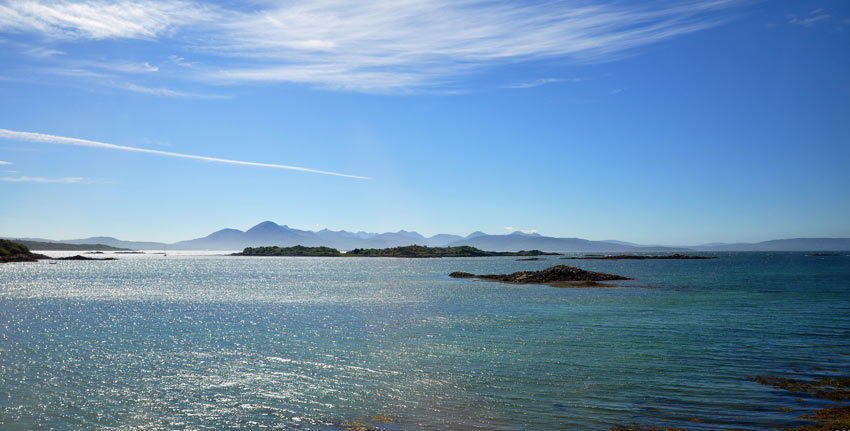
xmin=14 ymin=222 xmax=850 ymax=252
xmin=691 ymin=238 xmax=850 ymax=251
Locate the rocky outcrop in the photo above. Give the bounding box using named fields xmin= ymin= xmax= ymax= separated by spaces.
xmin=0 ymin=239 xmax=50 ymax=263
xmin=55 ymin=255 xmax=117 ymax=261
xmin=449 ymin=264 xmax=630 ymax=287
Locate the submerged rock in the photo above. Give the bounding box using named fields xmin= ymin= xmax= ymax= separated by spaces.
xmin=449 ymin=264 xmax=630 ymax=287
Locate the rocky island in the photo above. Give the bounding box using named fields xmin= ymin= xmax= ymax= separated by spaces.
xmin=1 ymin=240 xmax=118 ymax=263
xmin=55 ymin=255 xmax=117 ymax=261
xmin=234 ymin=245 xmax=343 ymax=256
xmin=449 ymin=264 xmax=631 ymax=287
xmin=234 ymin=245 xmax=560 ymax=258
xmin=344 ymin=245 xmax=558 ymax=258
xmin=561 ymin=253 xmax=713 ymax=260
xmin=1 ymin=239 xmax=50 ymax=263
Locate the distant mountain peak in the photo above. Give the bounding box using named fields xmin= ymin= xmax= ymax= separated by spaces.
xmin=467 ymin=231 xmax=487 ymax=239
xmin=249 ymin=221 xmax=279 ymax=229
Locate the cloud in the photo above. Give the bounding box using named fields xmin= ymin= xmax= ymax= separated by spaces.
xmin=502 ymin=78 xmax=581 ymax=89
xmin=0 ymin=175 xmax=85 ymax=183
xmin=25 ymin=46 xmax=63 ymax=57
xmin=0 ymin=0 xmax=740 ymax=92
xmin=0 ymin=160 xmax=11 ymax=165
xmin=92 ymin=60 xmax=159 ymax=73
xmin=504 ymin=226 xmax=538 ymax=234
xmin=120 ymin=83 xmax=230 ymax=99
xmin=202 ymin=0 xmax=735 ymax=91
xmin=0 ymin=0 xmax=214 ymax=39
xmin=789 ymin=9 xmax=831 ymax=26
xmin=0 ymin=128 xmax=370 ymax=179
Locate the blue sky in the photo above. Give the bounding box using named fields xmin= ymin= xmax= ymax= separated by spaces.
xmin=1 ymin=0 xmax=848 ymax=244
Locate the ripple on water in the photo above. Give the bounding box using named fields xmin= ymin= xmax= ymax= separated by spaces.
xmin=1 ymin=253 xmax=849 ymax=429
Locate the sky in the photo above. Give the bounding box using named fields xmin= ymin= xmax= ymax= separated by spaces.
xmin=0 ymin=0 xmax=848 ymax=245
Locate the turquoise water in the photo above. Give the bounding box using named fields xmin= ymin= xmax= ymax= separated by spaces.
xmin=1 ymin=252 xmax=848 ymax=430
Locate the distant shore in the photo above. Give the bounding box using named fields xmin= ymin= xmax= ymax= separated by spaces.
xmin=232 ymin=245 xmax=561 ymax=258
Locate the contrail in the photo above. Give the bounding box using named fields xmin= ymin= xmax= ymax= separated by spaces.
xmin=0 ymin=129 xmax=370 ymax=180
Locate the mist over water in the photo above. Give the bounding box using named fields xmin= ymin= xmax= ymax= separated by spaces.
xmin=1 ymin=253 xmax=848 ymax=430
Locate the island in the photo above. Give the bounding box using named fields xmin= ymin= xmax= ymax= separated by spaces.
xmin=1 ymin=240 xmax=118 ymax=263
xmin=13 ymin=239 xmax=130 ymax=251
xmin=234 ymin=245 xmax=343 ymax=256
xmin=55 ymin=255 xmax=117 ymax=261
xmin=234 ymin=245 xmax=561 ymax=258
xmin=1 ymin=239 xmax=50 ymax=263
xmin=449 ymin=264 xmax=631 ymax=287
xmin=561 ymin=253 xmax=714 ymax=260
xmin=344 ymin=245 xmax=558 ymax=258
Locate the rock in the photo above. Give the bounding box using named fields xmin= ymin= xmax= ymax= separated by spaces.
xmin=449 ymin=264 xmax=630 ymax=287
xmin=55 ymin=255 xmax=117 ymax=261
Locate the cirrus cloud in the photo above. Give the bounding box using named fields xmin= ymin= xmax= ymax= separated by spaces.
xmin=0 ymin=128 xmax=370 ymax=179
xmin=0 ymin=175 xmax=84 ymax=183
xmin=0 ymin=0 xmax=741 ymax=92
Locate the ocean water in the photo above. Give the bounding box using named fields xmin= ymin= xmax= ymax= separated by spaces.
xmin=1 ymin=252 xmax=848 ymax=430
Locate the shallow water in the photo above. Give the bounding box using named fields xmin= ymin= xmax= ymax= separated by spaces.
xmin=1 ymin=252 xmax=848 ymax=430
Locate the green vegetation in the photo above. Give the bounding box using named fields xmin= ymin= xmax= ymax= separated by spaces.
xmin=235 ymin=245 xmax=342 ymax=256
xmin=346 ymin=245 xmax=558 ymax=257
xmin=346 ymin=245 xmax=495 ymax=257
xmin=234 ymin=244 xmax=560 ymax=258
xmin=514 ymin=249 xmax=559 ymax=256
xmin=0 ymin=239 xmax=31 ymax=257
xmin=0 ymin=239 xmax=50 ymax=263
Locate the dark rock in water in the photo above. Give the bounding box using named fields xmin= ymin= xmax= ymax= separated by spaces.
xmin=0 ymin=253 xmax=50 ymax=263
xmin=562 ymin=253 xmax=713 ymax=260
xmin=55 ymin=255 xmax=117 ymax=261
xmin=807 ymin=252 xmax=843 ymax=257
xmin=748 ymin=375 xmax=850 ymax=402
xmin=449 ymin=264 xmax=630 ymax=287
xmin=748 ymin=373 xmax=850 ymax=430
xmin=516 ymin=257 xmax=543 ymax=261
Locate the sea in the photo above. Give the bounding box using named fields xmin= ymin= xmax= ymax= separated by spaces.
xmin=1 ymin=251 xmax=848 ymax=430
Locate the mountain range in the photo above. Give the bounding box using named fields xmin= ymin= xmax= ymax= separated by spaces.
xmin=6 ymin=221 xmax=850 ymax=252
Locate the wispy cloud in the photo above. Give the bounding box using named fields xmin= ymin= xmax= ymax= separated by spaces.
xmin=0 ymin=175 xmax=85 ymax=183
xmin=202 ymin=0 xmax=736 ymax=91
xmin=0 ymin=0 xmax=214 ymax=39
xmin=0 ymin=0 xmax=740 ymax=92
xmin=502 ymin=78 xmax=581 ymax=89
xmin=119 ymin=83 xmax=230 ymax=99
xmin=789 ymin=9 xmax=831 ymax=26
xmin=25 ymin=45 xmax=62 ymax=57
xmin=0 ymin=160 xmax=11 ymax=165
xmin=0 ymin=128 xmax=370 ymax=179
xmin=504 ymin=226 xmax=538 ymax=234
xmin=89 ymin=60 xmax=159 ymax=73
